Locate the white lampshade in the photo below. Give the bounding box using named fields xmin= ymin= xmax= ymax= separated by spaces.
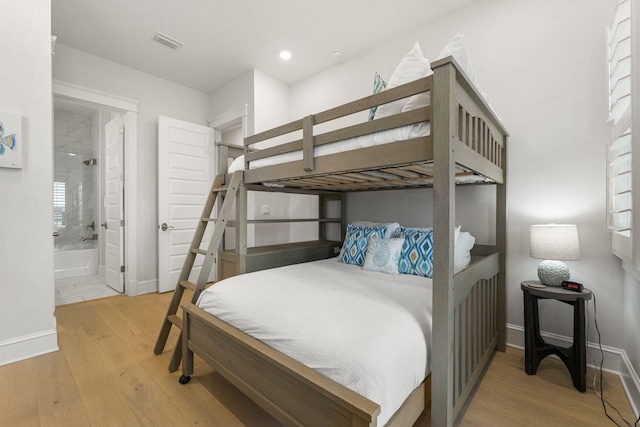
xmin=530 ymin=224 xmax=580 ymax=286
xmin=530 ymin=224 xmax=581 ymax=261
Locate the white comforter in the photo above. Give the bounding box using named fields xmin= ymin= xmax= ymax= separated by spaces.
xmin=196 ymin=258 xmax=433 ymax=426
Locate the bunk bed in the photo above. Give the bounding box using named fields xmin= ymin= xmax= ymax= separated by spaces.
xmin=180 ymin=55 xmax=508 ymax=427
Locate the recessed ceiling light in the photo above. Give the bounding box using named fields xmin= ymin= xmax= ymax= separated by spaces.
xmin=279 ymin=50 xmax=292 ymax=61
xmin=153 ymin=31 xmax=184 ymax=49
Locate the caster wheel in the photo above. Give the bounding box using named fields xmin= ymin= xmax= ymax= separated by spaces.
xmin=179 ymin=375 xmax=191 ymax=385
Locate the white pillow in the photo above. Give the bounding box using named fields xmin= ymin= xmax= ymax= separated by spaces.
xmin=351 ymin=221 xmax=400 ymax=239
xmin=363 ymin=237 xmax=405 ymax=275
xmin=454 ymin=230 xmax=476 ymax=272
xmin=437 ymin=31 xmax=477 ymax=83
xmin=375 ymin=42 xmax=432 ymax=119
xmin=437 ymin=31 xmax=489 ymax=102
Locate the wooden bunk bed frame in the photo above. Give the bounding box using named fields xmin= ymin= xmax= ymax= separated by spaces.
xmin=181 ymin=57 xmax=508 ymax=427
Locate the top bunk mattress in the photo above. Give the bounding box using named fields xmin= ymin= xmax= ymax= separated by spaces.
xmin=196 ymin=258 xmax=433 ymax=426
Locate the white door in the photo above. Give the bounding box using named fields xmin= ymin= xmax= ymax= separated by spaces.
xmin=158 ymin=116 xmax=215 ymax=293
xmin=104 ymin=115 xmax=125 ymax=292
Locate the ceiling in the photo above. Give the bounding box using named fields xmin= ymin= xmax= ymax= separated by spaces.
xmin=52 ymin=0 xmax=474 ymax=94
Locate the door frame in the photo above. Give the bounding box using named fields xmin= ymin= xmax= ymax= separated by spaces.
xmin=53 ymin=80 xmax=140 ymax=297
xmin=209 ymin=104 xmax=250 ymax=246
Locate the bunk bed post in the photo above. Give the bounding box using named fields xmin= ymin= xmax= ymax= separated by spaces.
xmin=496 ymin=135 xmax=508 ymax=351
xmin=319 ymin=194 xmax=327 ymax=240
xmin=236 ymin=181 xmax=248 ymax=275
xmin=303 ymin=115 xmax=315 ymax=172
xmin=340 ymin=193 xmax=347 ymax=240
xmin=431 ymin=60 xmax=457 ymax=427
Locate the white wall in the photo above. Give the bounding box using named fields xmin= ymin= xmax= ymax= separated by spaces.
xmin=210 ymin=70 xmax=255 ymax=134
xmin=0 ymin=0 xmax=58 ymax=364
xmin=53 ymin=44 xmax=211 ymax=291
xmin=211 ymin=69 xmax=320 ymax=246
xmin=288 ymin=0 xmax=623 ymax=351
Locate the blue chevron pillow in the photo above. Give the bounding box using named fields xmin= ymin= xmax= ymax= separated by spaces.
xmin=339 ymin=223 xmax=388 ymax=266
xmin=394 ymin=226 xmax=434 ymax=277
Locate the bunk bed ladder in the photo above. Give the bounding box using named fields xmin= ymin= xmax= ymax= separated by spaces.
xmin=153 ymin=170 xmax=243 ymax=373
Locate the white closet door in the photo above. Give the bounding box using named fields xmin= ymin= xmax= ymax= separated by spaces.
xmin=157 ymin=116 xmax=215 ymax=293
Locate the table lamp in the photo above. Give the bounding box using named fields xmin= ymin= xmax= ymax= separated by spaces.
xmin=530 ymin=224 xmax=581 ymax=286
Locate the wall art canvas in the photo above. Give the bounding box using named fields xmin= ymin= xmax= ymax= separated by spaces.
xmin=0 ymin=112 xmax=22 ymax=169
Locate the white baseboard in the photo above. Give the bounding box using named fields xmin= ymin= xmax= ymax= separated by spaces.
xmin=136 ymin=279 xmax=158 ymax=295
xmin=620 ymin=351 xmax=640 ymax=417
xmin=507 ymin=323 xmax=640 ymax=417
xmin=0 ymin=328 xmax=58 ymax=367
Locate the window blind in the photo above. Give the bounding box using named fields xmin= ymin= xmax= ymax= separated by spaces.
xmin=53 ymin=181 xmax=65 ymax=231
xmin=608 ymin=0 xmax=632 ymax=259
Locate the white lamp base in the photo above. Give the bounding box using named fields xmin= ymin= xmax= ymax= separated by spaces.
xmin=537 ymin=260 xmax=570 ymax=287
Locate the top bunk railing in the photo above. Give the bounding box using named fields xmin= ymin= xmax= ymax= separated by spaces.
xmin=234 ymin=57 xmax=508 ymax=190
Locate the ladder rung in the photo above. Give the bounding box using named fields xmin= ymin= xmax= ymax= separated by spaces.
xmin=167 ymin=314 xmax=182 ymax=329
xmin=212 ymin=186 xmax=228 ymax=193
xmin=179 ymin=280 xmax=196 ymax=291
xmin=191 ymin=248 xmax=208 ymax=255
xmin=202 ymin=217 xmax=216 ymax=223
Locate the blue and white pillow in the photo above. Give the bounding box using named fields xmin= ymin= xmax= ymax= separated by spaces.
xmin=339 ymin=223 xmax=387 ymax=266
xmin=368 ymin=72 xmax=387 ymax=121
xmin=394 ymin=226 xmax=434 ymax=277
xmin=363 ymin=237 xmax=405 ymax=274
xmin=351 ymin=221 xmax=400 ymax=238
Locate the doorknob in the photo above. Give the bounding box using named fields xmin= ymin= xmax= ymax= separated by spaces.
xmin=160 ymin=223 xmax=174 ymax=231
xmin=101 ymin=222 xmax=108 ymax=229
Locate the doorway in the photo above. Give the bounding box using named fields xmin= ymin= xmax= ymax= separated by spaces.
xmin=53 ymin=98 xmax=121 ymax=304
xmin=52 ymin=80 xmax=140 ymax=299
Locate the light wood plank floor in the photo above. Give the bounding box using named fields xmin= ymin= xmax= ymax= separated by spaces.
xmin=0 ymin=292 xmax=636 ymax=426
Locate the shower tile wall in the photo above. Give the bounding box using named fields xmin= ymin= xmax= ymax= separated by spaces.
xmin=54 ymin=107 xmax=98 ymax=249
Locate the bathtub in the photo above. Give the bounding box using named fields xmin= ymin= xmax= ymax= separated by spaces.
xmin=54 ymin=242 xmax=99 ymax=280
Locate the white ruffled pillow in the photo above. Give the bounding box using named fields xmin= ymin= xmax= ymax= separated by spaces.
xmin=437 ymin=30 xmax=489 ymax=103
xmin=454 ymin=230 xmax=475 ymax=272
xmin=375 ymin=42 xmax=432 ymax=119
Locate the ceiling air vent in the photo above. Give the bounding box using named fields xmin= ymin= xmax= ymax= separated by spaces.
xmin=153 ymin=31 xmax=183 ymax=49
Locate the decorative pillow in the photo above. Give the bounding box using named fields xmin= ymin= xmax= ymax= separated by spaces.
xmin=351 ymin=221 xmax=400 ymax=239
xmin=436 ymin=30 xmax=489 ymax=102
xmin=375 ymin=42 xmax=432 ymax=120
xmin=454 ymin=230 xmax=475 ymax=272
xmin=394 ymin=227 xmax=434 ymax=277
xmin=368 ymin=72 xmax=387 ymax=121
xmin=363 ymin=237 xmax=405 ymax=274
xmin=338 ymin=224 xmax=387 ymax=266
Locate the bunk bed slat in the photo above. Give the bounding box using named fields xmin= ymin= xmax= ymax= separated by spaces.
xmin=245 ymin=119 xmax=303 ymax=146
xmin=315 ymin=106 xmax=431 ymax=147
xmin=313 ymin=77 xmax=432 ymax=124
xmin=244 ymin=136 xmax=432 ymax=184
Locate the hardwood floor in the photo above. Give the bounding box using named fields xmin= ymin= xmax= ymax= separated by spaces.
xmin=0 ymin=292 xmax=636 ymax=426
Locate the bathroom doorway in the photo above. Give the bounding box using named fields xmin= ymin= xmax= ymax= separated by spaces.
xmin=53 ymin=98 xmax=121 ymax=305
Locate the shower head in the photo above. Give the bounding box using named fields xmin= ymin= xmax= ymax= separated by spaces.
xmin=82 ymin=158 xmax=97 ymax=166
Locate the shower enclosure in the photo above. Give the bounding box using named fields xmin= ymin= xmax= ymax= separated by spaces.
xmin=53 ymin=99 xmax=100 ymax=279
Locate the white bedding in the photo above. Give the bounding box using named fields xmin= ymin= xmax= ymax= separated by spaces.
xmin=196 ymin=258 xmax=433 ymax=426
xmin=228 ymin=121 xmax=430 ymax=173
